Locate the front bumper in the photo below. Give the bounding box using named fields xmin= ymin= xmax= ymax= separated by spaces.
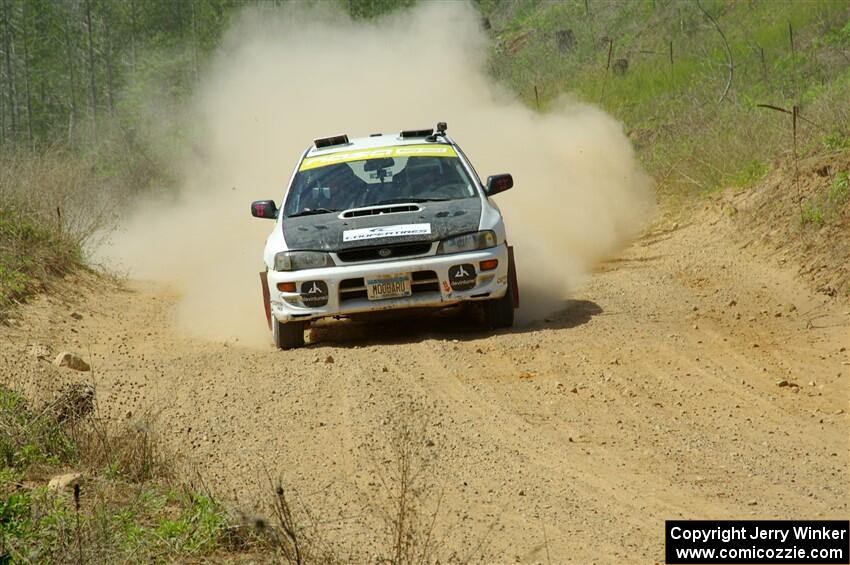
xmin=267 ymin=244 xmax=510 ymax=323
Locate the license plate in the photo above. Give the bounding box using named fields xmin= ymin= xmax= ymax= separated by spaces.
xmin=366 ymin=273 xmax=412 ymax=300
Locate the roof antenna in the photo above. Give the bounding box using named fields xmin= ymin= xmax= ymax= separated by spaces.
xmin=425 ymin=122 xmax=447 ymax=142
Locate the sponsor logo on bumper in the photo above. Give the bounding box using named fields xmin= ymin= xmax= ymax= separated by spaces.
xmin=448 ymin=263 xmax=477 ymax=291
xmin=300 ymin=280 xmax=329 ymax=307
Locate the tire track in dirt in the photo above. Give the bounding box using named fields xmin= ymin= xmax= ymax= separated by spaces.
xmin=2 ymin=210 xmax=847 ymax=562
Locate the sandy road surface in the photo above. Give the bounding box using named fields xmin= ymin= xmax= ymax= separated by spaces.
xmin=3 ymin=213 xmax=848 ymax=562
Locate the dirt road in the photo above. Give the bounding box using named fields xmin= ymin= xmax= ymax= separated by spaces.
xmin=3 ymin=210 xmax=848 ymax=562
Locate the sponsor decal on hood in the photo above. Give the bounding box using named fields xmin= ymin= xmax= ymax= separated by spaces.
xmin=343 ymin=223 xmax=431 ymax=242
xmin=281 ymin=198 xmax=481 ymax=252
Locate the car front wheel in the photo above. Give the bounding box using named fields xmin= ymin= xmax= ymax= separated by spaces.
xmin=272 ymin=319 xmax=305 ymax=350
xmin=483 ymin=279 xmax=515 ymax=329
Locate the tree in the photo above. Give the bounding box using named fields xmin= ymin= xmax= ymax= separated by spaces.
xmin=84 ymin=0 xmax=97 ymax=136
xmin=2 ymin=0 xmax=18 ymax=146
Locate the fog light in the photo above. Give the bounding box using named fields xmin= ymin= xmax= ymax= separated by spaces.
xmin=277 ymin=282 xmax=296 ymax=292
xmin=479 ymin=259 xmax=499 ymax=271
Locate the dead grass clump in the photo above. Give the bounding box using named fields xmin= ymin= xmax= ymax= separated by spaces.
xmin=378 ymin=421 xmax=444 ymax=565
xmin=72 ymin=408 xmax=174 ymax=484
xmin=226 ymin=480 xmax=341 ymax=564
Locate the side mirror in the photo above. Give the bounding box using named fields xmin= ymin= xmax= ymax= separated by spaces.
xmin=485 ymin=174 xmax=513 ymax=196
xmin=251 ymin=200 xmax=278 ymax=219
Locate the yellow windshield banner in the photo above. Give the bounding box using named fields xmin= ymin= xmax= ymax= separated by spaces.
xmin=299 ymin=144 xmax=458 ymax=171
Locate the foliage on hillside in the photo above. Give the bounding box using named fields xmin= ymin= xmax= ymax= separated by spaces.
xmin=0 ymin=144 xmax=143 ymax=317
xmin=480 ymin=0 xmax=850 ymax=199
xmin=0 ymin=0 xmax=845 ymax=313
xmin=1 ymin=0 xmax=845 ymax=192
xmin=0 ymin=0 xmax=417 ymax=316
xmin=0 ymin=0 xmax=845 ymax=310
xmin=0 ymin=0 xmax=415 ymax=151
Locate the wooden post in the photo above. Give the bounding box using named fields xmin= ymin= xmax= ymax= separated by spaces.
xmin=599 ymin=39 xmax=613 ymax=104
xmin=789 ymin=22 xmax=798 ymax=105
xmin=792 ymin=105 xmax=802 ymax=222
xmin=760 ymin=45 xmax=767 ymax=82
xmin=669 ymin=39 xmax=674 ymax=82
xmin=534 ymin=85 xmax=540 ymax=110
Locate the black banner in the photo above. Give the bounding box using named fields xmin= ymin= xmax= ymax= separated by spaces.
xmin=300 ymin=280 xmax=328 ymax=307
xmin=448 ymin=263 xmax=476 ymax=291
xmin=666 ymin=520 xmax=849 ymax=564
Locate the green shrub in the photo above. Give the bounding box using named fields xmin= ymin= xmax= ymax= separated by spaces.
xmin=828 ymin=171 xmax=849 ymax=208
xmin=0 ymin=386 xmax=231 ymax=562
xmin=799 ymin=170 xmax=848 ymax=228
xmin=482 ymin=0 xmax=850 ymax=199
xmin=0 ymin=386 xmax=74 ymax=472
xmin=0 ymin=491 xmax=34 ymax=542
xmin=801 ymin=200 xmax=824 ymax=226
xmin=155 ymin=493 xmax=227 ymax=554
xmin=823 ymin=129 xmax=850 ymax=152
xmin=726 ymin=160 xmax=770 ymax=188
xmin=0 ymin=201 xmax=82 ymax=315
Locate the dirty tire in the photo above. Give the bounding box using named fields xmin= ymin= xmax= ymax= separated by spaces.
xmin=483 ymin=280 xmax=515 ymax=329
xmin=272 ymin=319 xmax=305 ymax=350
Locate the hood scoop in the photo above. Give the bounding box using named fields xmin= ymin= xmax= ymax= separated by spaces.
xmin=342 ymin=204 xmax=421 ymax=218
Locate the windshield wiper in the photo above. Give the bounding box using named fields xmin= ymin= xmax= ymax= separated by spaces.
xmin=374 ymin=198 xmax=449 ymax=205
xmin=287 ymin=208 xmax=339 ymax=218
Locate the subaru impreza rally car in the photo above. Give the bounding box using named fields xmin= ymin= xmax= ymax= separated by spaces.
xmin=251 ymin=123 xmax=519 ymax=349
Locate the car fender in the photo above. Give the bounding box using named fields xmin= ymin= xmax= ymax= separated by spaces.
xmin=508 ymin=245 xmax=519 ymax=308
xmin=478 ymin=197 xmax=507 ymax=244
xmin=260 ymin=271 xmax=272 ymax=329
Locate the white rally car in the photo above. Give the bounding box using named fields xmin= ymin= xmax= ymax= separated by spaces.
xmin=251 ymin=123 xmax=519 ymax=349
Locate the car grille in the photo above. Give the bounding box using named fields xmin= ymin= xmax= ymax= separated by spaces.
xmin=339 ymin=270 xmax=440 ymax=303
xmin=336 ymin=242 xmax=432 ymax=263
xmin=342 ymin=204 xmax=420 ymax=218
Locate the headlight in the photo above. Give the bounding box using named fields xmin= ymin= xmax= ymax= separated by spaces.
xmin=274 ymin=251 xmax=334 ymax=271
xmin=436 ymin=230 xmax=497 ymax=255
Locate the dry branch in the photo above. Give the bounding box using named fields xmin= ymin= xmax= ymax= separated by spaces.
xmin=696 ymin=0 xmax=733 ymax=103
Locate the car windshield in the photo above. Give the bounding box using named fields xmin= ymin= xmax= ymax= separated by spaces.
xmin=283 ymin=150 xmax=477 ymax=218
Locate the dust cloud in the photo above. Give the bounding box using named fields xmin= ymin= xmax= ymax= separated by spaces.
xmin=103 ymin=1 xmax=654 ymax=346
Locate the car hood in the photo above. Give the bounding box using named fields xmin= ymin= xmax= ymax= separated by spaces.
xmin=281 ymin=198 xmax=482 ymax=251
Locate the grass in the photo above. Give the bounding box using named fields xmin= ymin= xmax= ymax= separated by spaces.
xmin=801 ymin=169 xmax=849 ymax=227
xmin=828 ymin=170 xmax=850 ymax=207
xmin=801 ymin=200 xmax=825 ymax=227
xmin=482 ymin=0 xmax=850 ymax=199
xmin=0 ymin=151 xmax=90 ymax=317
xmin=3 ymin=484 xmax=229 ymax=563
xmin=0 ymin=384 xmax=232 ymax=562
xmin=0 ymin=206 xmax=80 ymax=315
xmin=0 ymin=136 xmax=162 ymax=318
xmin=724 ymin=159 xmax=770 ymax=190
xmin=1 ymin=385 xmax=463 ymax=563
xmin=824 ymin=128 xmax=850 ymax=152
